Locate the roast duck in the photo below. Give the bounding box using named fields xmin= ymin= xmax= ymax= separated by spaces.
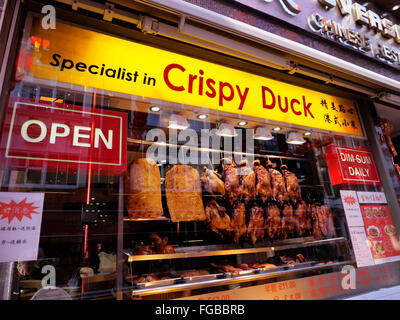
xmin=129 ymin=155 xmax=336 ymax=246
xmin=281 ymin=165 xmax=301 ymax=201
xmin=253 ymin=160 xmax=272 ymax=203
xmin=205 ymin=199 xmax=231 ymax=237
xmin=237 ymin=160 xmax=256 ymax=204
xmin=230 ymin=202 xmax=247 ymax=243
xmin=267 ymin=161 xmax=287 ymax=204
xmin=201 ymin=167 xmax=225 ymax=197
xmin=247 ymin=206 xmax=265 ymax=244
xmin=220 ymin=158 xmax=240 ymax=206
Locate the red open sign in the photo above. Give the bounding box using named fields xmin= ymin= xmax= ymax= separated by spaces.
xmin=1 ymin=98 xmax=127 ymax=175
xmin=325 ymin=145 xmax=381 ymax=186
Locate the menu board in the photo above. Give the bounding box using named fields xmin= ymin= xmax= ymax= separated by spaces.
xmin=360 ymin=205 xmax=400 ymax=264
xmin=340 ymin=190 xmax=400 ymax=267
xmin=347 ymin=226 xmax=375 ymax=267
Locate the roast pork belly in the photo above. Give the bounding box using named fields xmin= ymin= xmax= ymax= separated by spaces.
xmin=165 ymin=165 xmax=206 ymax=222
xmin=125 ymin=158 xmax=163 ymax=218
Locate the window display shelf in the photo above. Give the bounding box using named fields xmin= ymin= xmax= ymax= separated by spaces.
xmin=124 ymin=237 xmax=346 ymax=262
xmin=123 ymin=216 xmax=170 ymax=222
xmin=130 ymin=260 xmax=354 ymax=297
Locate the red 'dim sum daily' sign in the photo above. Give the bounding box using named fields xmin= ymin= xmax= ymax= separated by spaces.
xmin=325 ymin=145 xmax=381 ymax=186
xmin=0 ymin=98 xmax=127 ymax=174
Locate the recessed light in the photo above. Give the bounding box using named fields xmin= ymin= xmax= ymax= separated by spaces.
xmin=272 ymin=127 xmax=282 ymax=132
xmin=197 ymin=114 xmax=208 ymax=120
xmin=237 ymin=121 xmax=248 ymax=126
xmin=150 ymin=106 xmax=161 ymax=112
xmin=303 ymin=131 xmax=312 ymax=136
xmin=392 ymin=5 xmax=400 ymax=11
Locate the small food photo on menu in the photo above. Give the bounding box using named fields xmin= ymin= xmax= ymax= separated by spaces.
xmin=384 ymin=225 xmax=396 ymax=236
xmin=373 ymin=241 xmax=385 ymax=256
xmin=364 ymin=207 xmax=372 ymax=218
xmin=367 ymin=226 xmax=380 ymax=238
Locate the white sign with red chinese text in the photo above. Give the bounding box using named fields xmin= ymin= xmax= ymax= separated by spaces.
xmin=340 ymin=190 xmax=375 ymax=267
xmin=0 ymin=192 xmax=44 ymax=262
xmin=357 ymin=191 xmax=387 ymax=204
xmin=340 ymin=190 xmax=364 ymax=227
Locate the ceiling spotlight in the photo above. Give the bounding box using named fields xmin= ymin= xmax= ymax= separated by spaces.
xmin=150 ymin=106 xmax=161 ymax=112
xmin=392 ymin=5 xmax=400 ymax=11
xmin=216 ymin=123 xmax=238 ymax=137
xmin=272 ymin=127 xmax=282 ymax=132
xmin=197 ymin=114 xmax=208 ymax=120
xmin=254 ymin=126 xmax=274 ymax=140
xmin=237 ymin=121 xmax=248 ymax=126
xmin=303 ymin=131 xmax=312 ymax=136
xmin=286 ymin=131 xmax=306 ymax=145
xmin=168 ymin=114 xmax=190 ymax=130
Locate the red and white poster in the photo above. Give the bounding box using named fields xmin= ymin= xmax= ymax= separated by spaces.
xmin=0 ymin=192 xmax=45 ymax=262
xmin=0 ymin=97 xmax=127 ymax=174
xmin=361 ymin=204 xmax=400 ymax=264
xmin=325 ymin=145 xmax=381 ymax=186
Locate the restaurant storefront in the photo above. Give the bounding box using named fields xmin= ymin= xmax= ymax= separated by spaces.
xmin=1 ymin=0 xmax=400 ymax=300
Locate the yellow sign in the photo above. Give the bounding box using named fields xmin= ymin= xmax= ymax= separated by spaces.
xmin=28 ymin=21 xmax=363 ymax=136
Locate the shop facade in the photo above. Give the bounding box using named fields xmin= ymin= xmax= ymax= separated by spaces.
xmin=1 ymin=0 xmax=400 ymax=300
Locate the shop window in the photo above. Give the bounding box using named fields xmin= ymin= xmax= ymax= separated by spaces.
xmin=1 ymin=14 xmax=399 ymax=301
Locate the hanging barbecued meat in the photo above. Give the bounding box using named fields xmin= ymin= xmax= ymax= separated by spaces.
xmin=305 ymin=204 xmax=313 ymax=236
xmin=281 ymin=203 xmax=295 ymax=239
xmin=311 ymin=205 xmax=322 ymax=240
xmin=253 ymin=160 xmax=272 ymax=203
xmin=265 ymin=203 xmax=281 ymax=239
xmin=237 ymin=160 xmax=256 ymax=204
xmin=267 ymin=161 xmax=287 ymax=204
xmin=316 ymin=205 xmax=328 ymax=237
xmin=323 ymin=205 xmax=336 ymax=238
xmin=201 ymin=167 xmax=226 ymax=197
xmin=281 ymin=165 xmax=301 ymax=201
xmin=220 ymin=158 xmax=239 ymax=206
xmin=294 ymin=200 xmax=308 ymax=237
xmin=205 ymin=199 xmax=231 ymax=237
xmin=230 ymin=202 xmax=247 ymax=242
xmin=247 ymin=206 xmax=265 ymax=244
